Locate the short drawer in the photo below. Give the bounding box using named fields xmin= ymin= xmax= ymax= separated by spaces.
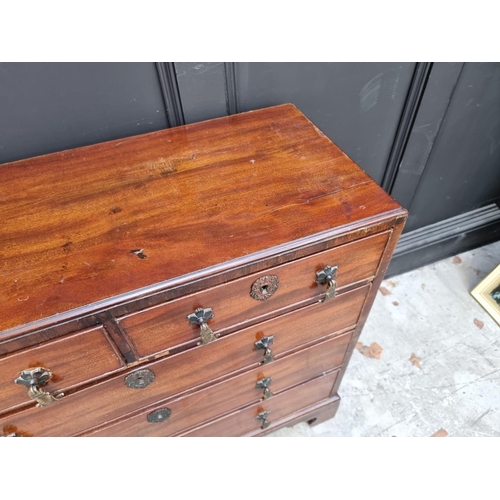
xmin=0 ymin=326 xmax=124 ymax=415
xmin=181 ymin=369 xmax=339 ymax=436
xmin=84 ymin=332 xmax=352 ymax=437
xmin=119 ymin=231 xmax=388 ymax=359
xmin=0 ymin=285 xmax=368 ymax=436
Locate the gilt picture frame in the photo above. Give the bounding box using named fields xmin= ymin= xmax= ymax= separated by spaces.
xmin=471 ymin=263 xmax=500 ymax=326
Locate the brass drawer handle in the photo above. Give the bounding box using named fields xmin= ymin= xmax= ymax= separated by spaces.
xmin=187 ymin=307 xmax=219 ymax=345
xmin=254 ymin=336 xmax=275 ymax=364
xmin=256 ymin=410 xmax=271 ymax=429
xmin=315 ymin=265 xmax=338 ymax=301
xmin=14 ymin=367 xmax=64 ymax=408
xmin=255 ymin=377 xmax=273 ymax=400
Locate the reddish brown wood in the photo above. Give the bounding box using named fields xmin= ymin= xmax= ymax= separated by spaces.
xmin=181 ymin=370 xmax=339 ymax=437
xmin=97 ymin=312 xmax=138 ymax=364
xmin=0 ymin=315 xmax=100 ymax=358
xmin=84 ymin=333 xmax=351 ymax=437
xmin=0 ymin=103 xmax=404 ymax=336
xmin=259 ymin=396 xmax=341 ymax=435
xmin=0 ymin=104 xmax=407 ymax=437
xmin=120 ymin=232 xmax=388 ymax=359
xmin=0 ymin=217 xmax=398 ymax=354
xmin=0 ymin=326 xmax=124 ymax=414
xmin=291 ymin=397 xmax=341 ymax=428
xmin=0 ymin=286 xmax=366 ymax=436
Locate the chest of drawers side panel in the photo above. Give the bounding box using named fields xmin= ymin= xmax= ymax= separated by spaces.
xmin=331 ymin=216 xmax=407 ymax=398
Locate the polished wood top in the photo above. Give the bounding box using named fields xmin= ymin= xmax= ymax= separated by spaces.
xmin=0 ymin=104 xmax=405 ymax=335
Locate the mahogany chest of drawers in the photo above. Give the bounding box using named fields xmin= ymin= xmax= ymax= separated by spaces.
xmin=0 ymin=104 xmax=406 ymax=437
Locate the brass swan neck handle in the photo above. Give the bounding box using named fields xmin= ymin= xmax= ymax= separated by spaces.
xmin=14 ymin=367 xmax=64 ymax=407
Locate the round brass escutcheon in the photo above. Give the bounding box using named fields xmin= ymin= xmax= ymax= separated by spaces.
xmin=147 ymin=408 xmax=172 ymax=423
xmin=125 ymin=369 xmax=155 ymax=389
xmin=250 ymin=275 xmax=279 ymax=301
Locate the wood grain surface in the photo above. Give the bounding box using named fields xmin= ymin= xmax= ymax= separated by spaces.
xmin=181 ymin=370 xmax=340 ymax=437
xmin=84 ymin=333 xmax=351 ymax=437
xmin=120 ymin=232 xmax=388 ymax=359
xmin=259 ymin=396 xmax=341 ymax=433
xmin=0 ymin=286 xmax=366 ymax=436
xmin=0 ymin=103 xmax=404 ymax=335
xmin=0 ymin=326 xmax=123 ymax=414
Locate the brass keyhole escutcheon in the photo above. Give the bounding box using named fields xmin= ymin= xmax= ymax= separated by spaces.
xmin=125 ymin=369 xmax=155 ymax=389
xmin=147 ymin=408 xmax=172 ymax=423
xmin=250 ymin=275 xmax=279 ymax=301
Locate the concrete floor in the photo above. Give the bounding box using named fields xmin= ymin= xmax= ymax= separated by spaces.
xmin=269 ymin=241 xmax=500 ymax=437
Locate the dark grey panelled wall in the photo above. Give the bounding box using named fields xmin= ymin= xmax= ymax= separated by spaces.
xmin=388 ymin=63 xmax=500 ymax=274
xmin=398 ymin=63 xmax=500 ymax=232
xmin=1 ymin=62 xmax=499 ymax=275
xmin=0 ymin=63 xmax=167 ymax=163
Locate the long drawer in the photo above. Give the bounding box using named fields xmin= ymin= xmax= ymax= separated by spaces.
xmin=119 ymin=232 xmax=388 ymax=359
xmin=0 ymin=285 xmax=368 ymax=436
xmin=0 ymin=326 xmax=124 ymax=415
xmin=182 ymin=370 xmax=339 ymax=437
xmin=84 ymin=333 xmax=352 ymax=437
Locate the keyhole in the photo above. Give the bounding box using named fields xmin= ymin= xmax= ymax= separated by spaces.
xmin=250 ymin=275 xmax=279 ymax=302
xmin=126 ymin=369 xmax=154 ymax=389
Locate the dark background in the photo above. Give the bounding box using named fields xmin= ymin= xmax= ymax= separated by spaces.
xmin=1 ymin=62 xmax=499 ymax=275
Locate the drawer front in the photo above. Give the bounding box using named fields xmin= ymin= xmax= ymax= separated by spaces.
xmin=119 ymin=232 xmax=388 ymax=359
xmin=182 ymin=370 xmax=339 ymax=436
xmin=85 ymin=332 xmax=352 ymax=437
xmin=0 ymin=326 xmax=124 ymax=415
xmin=0 ymin=285 xmax=368 ymax=436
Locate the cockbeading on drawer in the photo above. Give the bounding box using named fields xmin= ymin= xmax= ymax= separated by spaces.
xmin=0 ymin=285 xmax=367 ymax=436
xmin=118 ymin=233 xmax=387 ymax=359
xmin=0 ymin=326 xmax=124 ymax=415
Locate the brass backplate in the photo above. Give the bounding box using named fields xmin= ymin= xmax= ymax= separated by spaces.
xmin=250 ymin=275 xmax=279 ymax=301
xmin=147 ymin=408 xmax=172 ymax=423
xmin=125 ymin=369 xmax=155 ymax=389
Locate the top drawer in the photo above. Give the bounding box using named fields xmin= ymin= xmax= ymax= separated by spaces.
xmin=119 ymin=231 xmax=389 ymax=359
xmin=0 ymin=326 xmax=124 ymax=414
